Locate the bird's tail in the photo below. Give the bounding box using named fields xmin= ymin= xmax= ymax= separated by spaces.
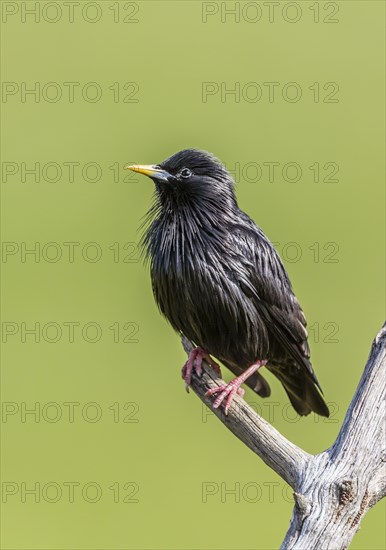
xmin=267 ymin=364 xmax=330 ymax=417
xmin=223 ymin=360 xmax=329 ymax=417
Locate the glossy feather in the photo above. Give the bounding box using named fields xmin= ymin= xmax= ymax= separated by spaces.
xmin=140 ymin=149 xmax=329 ymax=417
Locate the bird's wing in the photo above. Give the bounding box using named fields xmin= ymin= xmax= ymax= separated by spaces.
xmin=229 ymin=214 xmax=320 ymax=387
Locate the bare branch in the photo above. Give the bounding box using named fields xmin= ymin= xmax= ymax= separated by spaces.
xmin=182 ymin=323 xmax=386 ymax=549
xmin=182 ymin=336 xmax=311 ymax=490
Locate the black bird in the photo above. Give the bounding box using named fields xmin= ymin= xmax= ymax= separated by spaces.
xmin=126 ymin=149 xmax=329 ymax=417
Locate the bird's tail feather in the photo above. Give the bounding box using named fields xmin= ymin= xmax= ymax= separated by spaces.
xmin=223 ymin=360 xmax=329 ymax=417
xmin=247 ymin=371 xmax=271 ymax=398
xmin=267 ymin=364 xmax=330 ymax=417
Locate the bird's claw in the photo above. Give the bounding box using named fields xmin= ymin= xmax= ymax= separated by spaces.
xmin=205 ymin=361 xmax=266 ymax=414
xmin=182 ymin=349 xmax=203 ymax=392
xmin=205 ymin=381 xmax=244 ymax=415
xmin=182 ymin=348 xmax=221 ymax=392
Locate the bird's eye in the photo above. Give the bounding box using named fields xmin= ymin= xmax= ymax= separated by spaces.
xmin=180 ymin=168 xmax=192 ymax=179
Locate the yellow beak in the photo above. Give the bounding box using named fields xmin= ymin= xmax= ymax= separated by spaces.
xmin=125 ymin=164 xmax=171 ymax=182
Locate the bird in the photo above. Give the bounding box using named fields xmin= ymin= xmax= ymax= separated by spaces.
xmin=126 ymin=149 xmax=329 ymax=417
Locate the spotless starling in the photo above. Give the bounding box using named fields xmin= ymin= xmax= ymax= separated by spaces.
xmin=126 ymin=149 xmax=329 ymax=417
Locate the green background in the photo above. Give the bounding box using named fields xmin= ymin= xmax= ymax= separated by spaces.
xmin=1 ymin=1 xmax=385 ymax=548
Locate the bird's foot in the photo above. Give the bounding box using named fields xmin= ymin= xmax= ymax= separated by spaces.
xmin=205 ymin=360 xmax=267 ymax=415
xmin=182 ymin=347 xmax=222 ymax=392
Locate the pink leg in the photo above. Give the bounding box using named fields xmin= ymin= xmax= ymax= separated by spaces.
xmin=182 ymin=347 xmax=222 ymax=391
xmin=206 ymin=360 xmax=267 ymax=415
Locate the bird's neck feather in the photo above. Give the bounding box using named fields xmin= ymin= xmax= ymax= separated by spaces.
xmin=142 ymin=191 xmax=238 ymax=266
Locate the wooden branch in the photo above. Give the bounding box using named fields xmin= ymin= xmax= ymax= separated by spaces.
xmin=281 ymin=323 xmax=386 ymax=549
xmin=182 ymin=336 xmax=311 ymax=490
xmin=182 ymin=323 xmax=386 ymax=549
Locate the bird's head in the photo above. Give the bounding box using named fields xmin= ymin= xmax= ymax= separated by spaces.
xmin=126 ymin=149 xmax=237 ymax=210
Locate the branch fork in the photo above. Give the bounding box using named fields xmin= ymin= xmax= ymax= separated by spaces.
xmin=182 ymin=324 xmax=386 ymax=549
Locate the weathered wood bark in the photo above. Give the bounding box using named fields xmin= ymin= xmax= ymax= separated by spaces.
xmin=182 ymin=323 xmax=386 ymax=549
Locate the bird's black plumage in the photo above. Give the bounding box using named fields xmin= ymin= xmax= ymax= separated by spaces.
xmin=130 ymin=149 xmax=329 ymax=417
